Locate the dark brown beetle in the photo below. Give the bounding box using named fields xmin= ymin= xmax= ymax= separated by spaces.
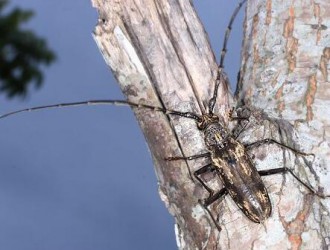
xmin=1 ymin=0 xmax=328 ymax=231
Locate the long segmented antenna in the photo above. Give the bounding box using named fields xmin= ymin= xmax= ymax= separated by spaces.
xmin=1 ymin=2 xmax=247 ymax=122
xmin=0 ymin=100 xmax=202 ymax=122
xmin=208 ymin=0 xmax=247 ymax=114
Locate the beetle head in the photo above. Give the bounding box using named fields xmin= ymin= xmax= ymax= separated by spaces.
xmin=197 ymin=114 xmax=220 ymax=130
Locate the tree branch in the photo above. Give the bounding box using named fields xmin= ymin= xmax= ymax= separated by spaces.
xmin=91 ymin=0 xmax=330 ymax=249
xmin=91 ymin=0 xmax=231 ymax=248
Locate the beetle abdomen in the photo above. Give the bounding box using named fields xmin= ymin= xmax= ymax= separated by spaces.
xmin=211 ymin=138 xmax=272 ymax=223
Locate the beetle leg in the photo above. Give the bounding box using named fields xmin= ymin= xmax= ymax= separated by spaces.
xmin=244 ymin=138 xmax=314 ymax=158
xmin=259 ymin=167 xmax=329 ymax=198
xmin=231 ymin=117 xmax=249 ymax=139
xmin=194 ymin=164 xmax=229 ymax=231
xmin=230 ymin=107 xmax=251 ymax=139
xmin=203 ymin=187 xmax=228 ymax=206
xmin=199 ymin=188 xmax=228 ymax=231
xmin=165 ymin=152 xmax=210 ymax=161
xmin=194 ymin=163 xmax=217 ymax=195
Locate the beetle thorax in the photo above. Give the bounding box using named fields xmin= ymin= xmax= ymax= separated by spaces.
xmin=203 ymin=121 xmax=229 ymax=150
xmin=197 ymin=114 xmax=220 ymax=129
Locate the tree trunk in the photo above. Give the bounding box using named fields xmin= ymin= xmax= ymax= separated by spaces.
xmin=236 ymin=1 xmax=330 ymax=249
xmin=91 ymin=0 xmax=330 ymax=249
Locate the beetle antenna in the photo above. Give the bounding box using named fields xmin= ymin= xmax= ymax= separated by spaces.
xmin=208 ymin=0 xmax=247 ymax=114
xmin=0 ymin=100 xmax=201 ymax=121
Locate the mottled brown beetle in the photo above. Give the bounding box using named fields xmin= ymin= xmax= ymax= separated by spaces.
xmin=1 ymin=0 xmax=329 ymax=230
xmin=165 ymin=104 xmax=330 ymax=230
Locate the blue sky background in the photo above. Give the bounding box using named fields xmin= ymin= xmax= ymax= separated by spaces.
xmin=0 ymin=1 xmax=244 ymax=249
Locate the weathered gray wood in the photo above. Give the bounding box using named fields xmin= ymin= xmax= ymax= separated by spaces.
xmin=91 ymin=0 xmax=330 ymax=249
xmin=91 ymin=0 xmax=230 ymax=248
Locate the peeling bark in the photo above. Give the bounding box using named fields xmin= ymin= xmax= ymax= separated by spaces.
xmin=91 ymin=0 xmax=330 ymax=249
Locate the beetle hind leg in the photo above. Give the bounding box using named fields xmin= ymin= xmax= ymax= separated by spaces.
xmin=194 ymin=164 xmax=228 ymax=230
xmin=199 ymin=188 xmax=228 ymax=231
xmin=258 ymin=167 xmax=329 ymax=198
xmin=245 ymin=138 xmax=314 ymax=158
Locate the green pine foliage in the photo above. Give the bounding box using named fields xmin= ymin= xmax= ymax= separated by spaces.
xmin=0 ymin=0 xmax=56 ymax=98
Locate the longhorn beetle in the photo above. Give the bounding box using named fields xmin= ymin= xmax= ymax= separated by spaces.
xmin=1 ymin=0 xmax=329 ymax=231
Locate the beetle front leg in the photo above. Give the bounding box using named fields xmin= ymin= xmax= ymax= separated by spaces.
xmin=229 ymin=106 xmax=250 ymax=121
xmin=230 ymin=107 xmax=251 ymax=139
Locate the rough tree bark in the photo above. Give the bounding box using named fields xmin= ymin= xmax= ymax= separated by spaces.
xmin=91 ymin=0 xmax=330 ymax=249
